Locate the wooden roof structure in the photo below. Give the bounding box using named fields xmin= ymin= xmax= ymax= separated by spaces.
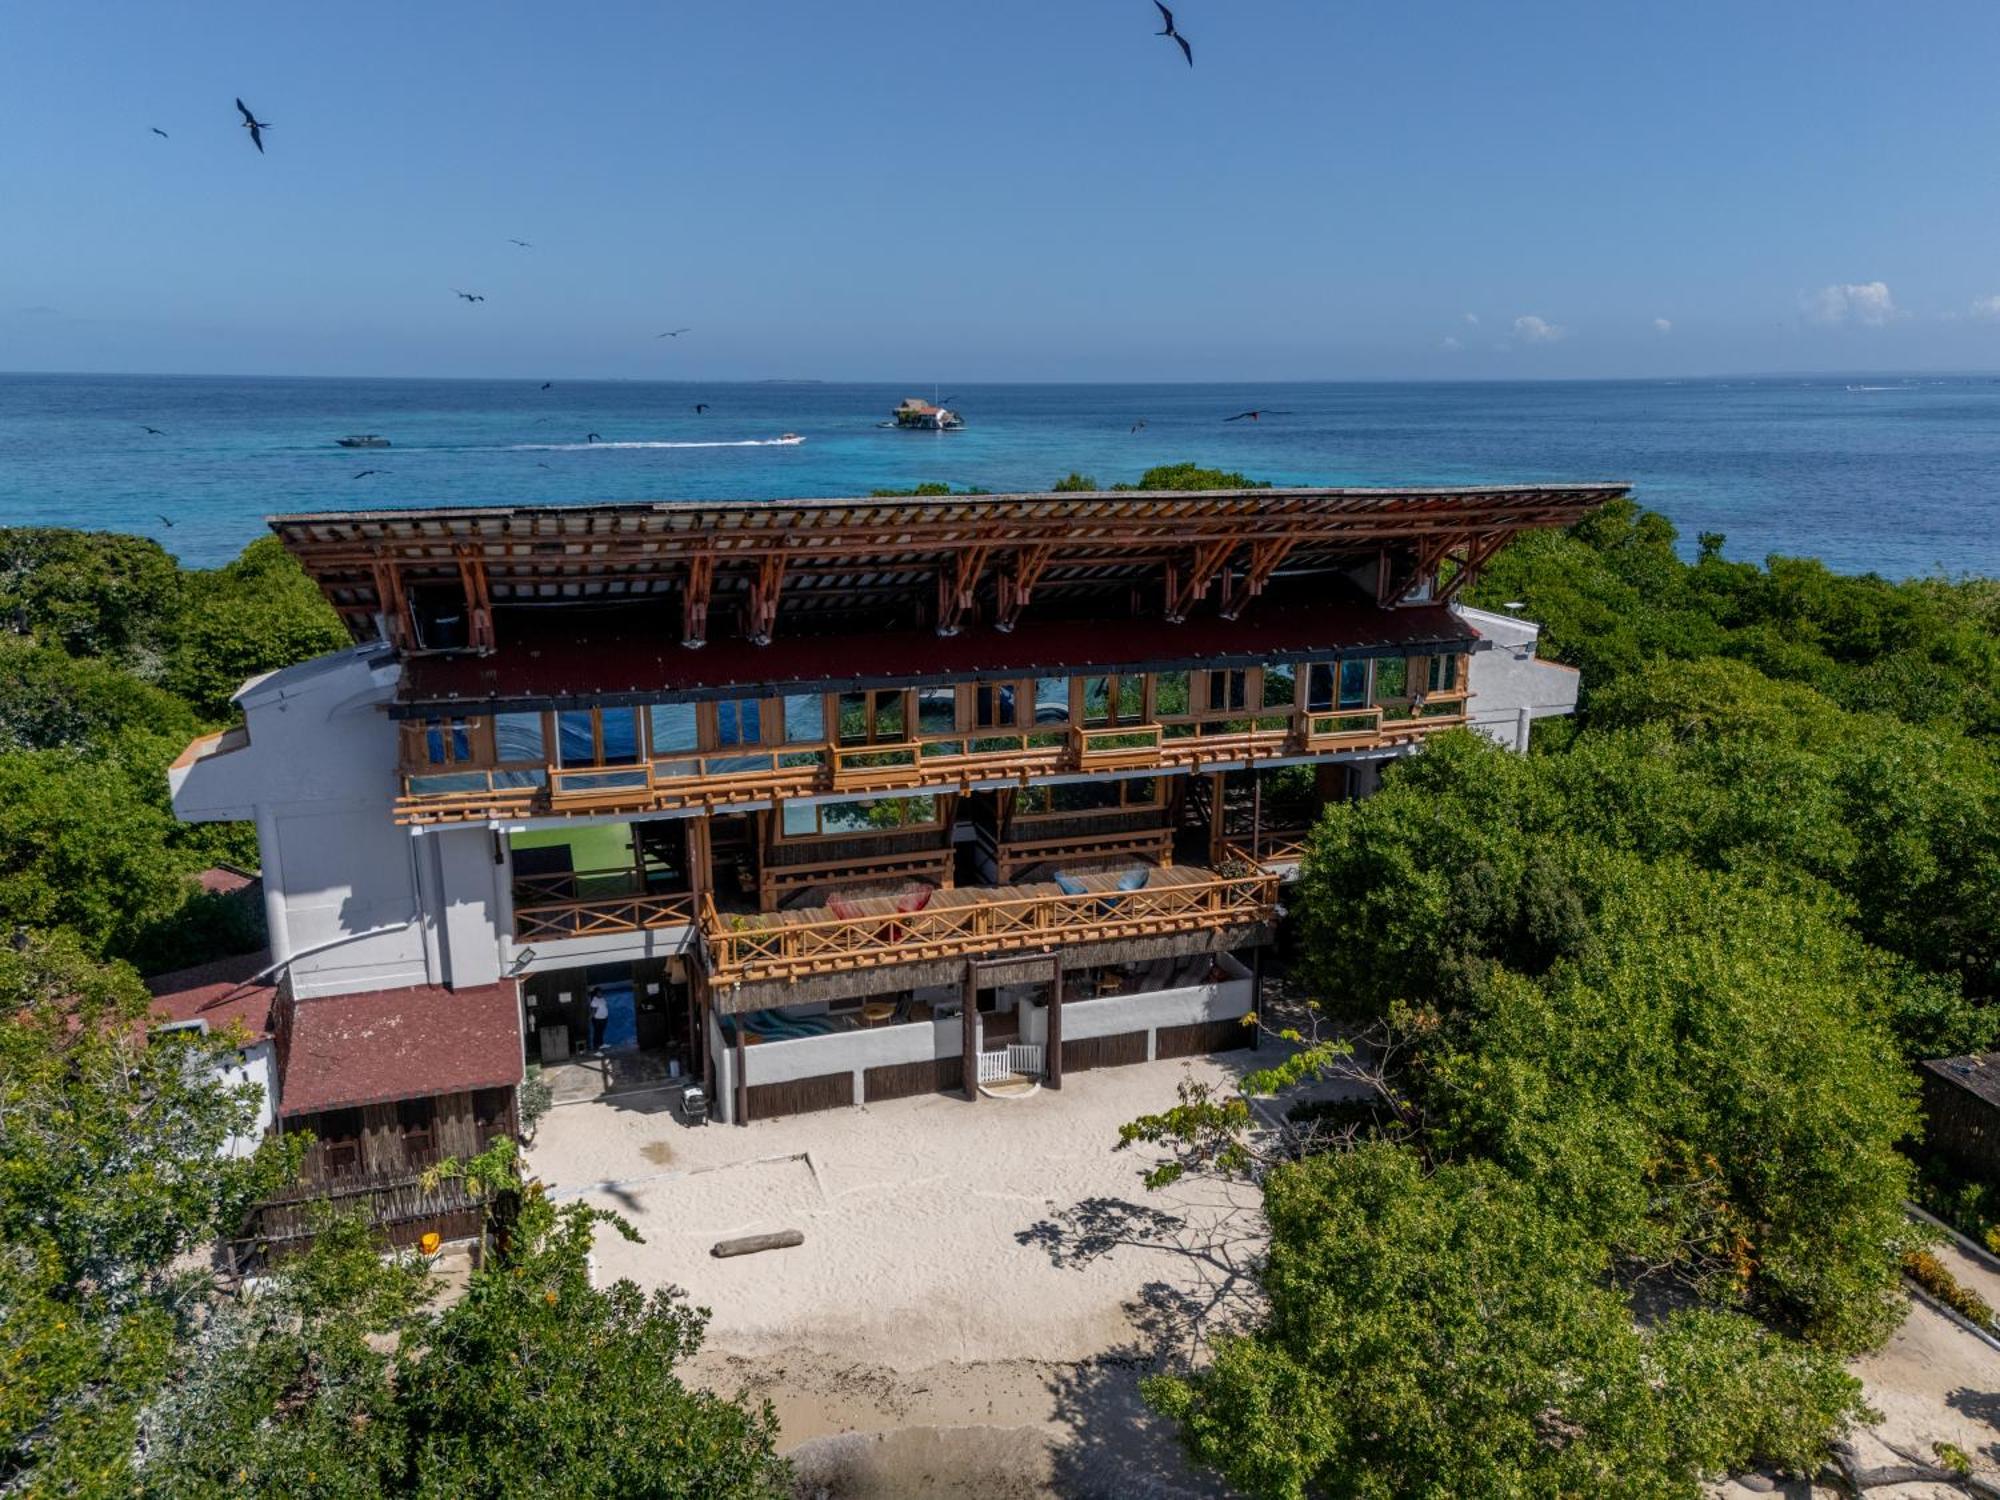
xmin=270 ymin=484 xmax=1627 ymax=654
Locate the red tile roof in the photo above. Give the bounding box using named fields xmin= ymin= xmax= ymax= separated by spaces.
xmin=146 ymin=951 xmax=277 ymax=1042
xmin=196 ymin=864 xmax=261 ymax=897
xmin=396 ymin=601 xmax=1480 ymax=715
xmin=276 ymin=981 xmax=522 ymax=1117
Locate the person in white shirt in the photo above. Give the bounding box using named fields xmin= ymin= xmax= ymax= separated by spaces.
xmin=588 ymin=987 xmax=609 ymax=1053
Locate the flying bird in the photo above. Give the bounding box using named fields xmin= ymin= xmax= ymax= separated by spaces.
xmin=1153 ymin=1 xmax=1193 ymax=66
xmin=693 ymin=403 xmax=709 ymax=414
xmin=453 ymin=290 xmax=485 ymax=303
xmin=508 ymin=238 xmax=532 ymax=248
xmin=351 ymin=469 xmax=385 ymax=480
xmin=540 ymin=381 xmax=552 ymax=390
xmin=536 ymin=462 xmax=551 ymax=469
xmin=140 ymin=425 xmax=165 ymax=435
xmin=234 ymin=98 xmax=271 ymax=154
xmin=1224 ymin=409 xmax=1292 ymax=422
xmin=157 ymin=514 xmax=175 ymax=528
xmin=586 ymin=432 xmax=601 ymax=444
xmin=1130 ymin=419 xmax=1147 ymax=433
xmin=150 ymin=127 xmax=169 ymax=139
xmin=656 ymin=328 xmax=691 ymax=339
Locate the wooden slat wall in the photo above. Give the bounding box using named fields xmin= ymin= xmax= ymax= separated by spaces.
xmin=1154 ymin=1019 xmax=1255 ymax=1061
xmin=862 ymin=1056 xmax=963 ymax=1104
xmin=1061 ymin=1032 xmax=1149 ymax=1073
xmin=744 ymin=1071 xmax=855 ymax=1121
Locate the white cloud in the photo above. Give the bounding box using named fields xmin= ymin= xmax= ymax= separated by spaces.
xmin=1463 ymin=312 xmax=1480 ymax=326
xmin=1971 ymin=295 xmax=2000 ymax=321
xmin=1807 ymin=281 xmax=1896 ymax=327
xmin=1653 ymin=317 xmax=1673 ymax=334
xmin=1512 ymin=314 xmax=1564 ymax=344
xmin=1440 ymin=335 xmax=1464 ymax=351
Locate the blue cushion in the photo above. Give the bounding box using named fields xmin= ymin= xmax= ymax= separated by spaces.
xmin=1116 ymin=867 xmax=1150 ymax=892
xmin=1053 ymin=872 xmax=1088 ymax=896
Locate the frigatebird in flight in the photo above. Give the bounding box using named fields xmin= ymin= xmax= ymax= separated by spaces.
xmin=235 ymin=98 xmax=271 ymax=154
xmin=1224 ymin=410 xmax=1292 ymax=422
xmin=586 ymin=432 xmax=602 ymax=444
xmin=693 ymin=403 xmax=709 ymax=414
xmin=157 ymin=514 xmax=175 ymax=528
xmin=140 ymin=425 xmax=165 ymax=435
xmin=1130 ymin=419 xmax=1147 ymax=433
xmin=150 ymin=127 xmax=169 ymax=139
xmin=656 ymin=328 xmax=691 ymax=339
xmin=508 ymin=238 xmax=532 ymax=248
xmin=1153 ymin=2 xmax=1192 ymax=66
xmin=352 ymin=469 xmax=385 ymax=480
xmin=454 ymin=290 xmax=486 ymax=303
xmin=540 ymin=382 xmax=552 ymax=390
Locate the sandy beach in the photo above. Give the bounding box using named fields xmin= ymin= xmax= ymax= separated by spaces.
xmin=529 ymin=1058 xmax=2000 ymax=1498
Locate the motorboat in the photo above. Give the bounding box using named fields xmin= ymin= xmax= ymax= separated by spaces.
xmin=336 ymin=434 xmax=391 ymax=449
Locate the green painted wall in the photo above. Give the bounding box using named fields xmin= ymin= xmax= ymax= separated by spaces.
xmin=510 ymin=823 xmax=633 ymax=873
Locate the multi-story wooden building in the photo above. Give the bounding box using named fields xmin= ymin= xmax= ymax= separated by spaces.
xmin=166 ymin=483 xmax=1616 ymax=1140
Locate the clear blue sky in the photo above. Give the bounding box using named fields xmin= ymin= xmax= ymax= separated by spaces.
xmin=4 ymin=0 xmax=1999 ymax=380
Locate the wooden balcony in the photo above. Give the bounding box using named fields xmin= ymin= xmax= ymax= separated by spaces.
xmin=698 ymin=864 xmax=1280 ymax=987
xmin=398 ymin=699 xmax=1470 ymax=827
xmin=511 ymin=868 xmax=694 ymax=944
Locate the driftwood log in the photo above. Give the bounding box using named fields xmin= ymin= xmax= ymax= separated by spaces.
xmin=1817 ymin=1437 xmax=2000 ymax=1497
xmin=710 ymin=1229 xmax=805 ymax=1259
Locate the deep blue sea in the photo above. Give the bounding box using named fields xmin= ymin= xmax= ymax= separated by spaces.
xmin=1 ymin=373 xmax=1997 ymax=576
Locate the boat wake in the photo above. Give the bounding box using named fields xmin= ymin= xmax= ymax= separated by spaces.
xmin=505 ymin=437 xmax=805 ymax=451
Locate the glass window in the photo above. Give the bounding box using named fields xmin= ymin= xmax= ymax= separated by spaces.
xmin=557 ymin=711 xmax=596 ymax=767
xmin=717 ymin=699 xmax=762 ymax=748
xmin=1082 ymin=677 xmax=1113 ymax=728
xmin=1154 ymin=672 xmax=1191 ymax=717
xmin=782 ymin=694 xmax=824 ymax=744
xmin=1118 ymin=676 xmax=1144 ymax=721
xmin=598 ymin=709 xmax=641 ymax=766
xmin=1338 ymin=659 xmax=1370 ymax=709
xmin=974 ymin=682 xmax=1017 ymax=729
xmin=423 ymin=718 xmax=472 ymax=765
xmin=783 ymin=795 xmax=938 ymax=837
xmin=494 ymin=712 xmax=544 ymax=763
xmin=1428 ymin=654 xmax=1459 ymax=693
xmin=1033 ymin=678 xmax=1070 ymax=724
xmin=874 ymin=692 xmax=905 ymax=741
xmin=1125 ymin=777 xmax=1160 ymax=806
xmin=1208 ymin=671 xmax=1247 ymax=713
xmin=1374 ymin=657 xmax=1408 ymax=701
xmin=647 ymin=702 xmax=698 ymax=754
xmin=917 ymin=689 xmax=958 ymax=735
xmin=1307 ymin=665 xmax=1334 ymax=712
xmin=1262 ymin=664 xmax=1296 ymax=710
xmin=781 ymin=801 xmax=818 ymax=837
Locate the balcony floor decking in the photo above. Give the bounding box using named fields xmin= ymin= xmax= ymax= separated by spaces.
xmin=700 ymin=863 xmax=1277 ymax=995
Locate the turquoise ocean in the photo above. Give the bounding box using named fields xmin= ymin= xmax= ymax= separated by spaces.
xmin=1 ymin=373 xmax=1996 ymax=575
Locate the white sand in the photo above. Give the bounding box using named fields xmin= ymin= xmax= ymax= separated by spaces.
xmin=528 ymin=1063 xmax=2000 ymax=1499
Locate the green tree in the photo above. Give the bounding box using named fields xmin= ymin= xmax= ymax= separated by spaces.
xmin=141 ymin=1148 xmax=791 ymax=1499
xmin=0 ymin=932 xmax=296 ymax=1496
xmin=0 ymin=528 xmax=182 ymax=663
xmin=166 ymin=537 xmax=348 ymax=722
xmin=1146 ymin=1144 xmax=1864 ymax=1500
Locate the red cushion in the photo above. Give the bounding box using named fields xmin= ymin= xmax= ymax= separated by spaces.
xmin=894 ymin=887 xmax=933 ymax=915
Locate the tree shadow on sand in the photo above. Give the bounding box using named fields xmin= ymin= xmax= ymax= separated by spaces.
xmin=1042 ymin=1347 xmax=1236 ymax=1500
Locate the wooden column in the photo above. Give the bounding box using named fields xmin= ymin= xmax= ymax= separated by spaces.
xmin=735 ymin=1029 xmax=749 ymax=1127
xmin=1047 ymin=965 xmax=1064 ymax=1090
xmin=961 ymin=964 xmax=979 ymax=1103
xmin=684 ymin=816 xmax=713 ymax=902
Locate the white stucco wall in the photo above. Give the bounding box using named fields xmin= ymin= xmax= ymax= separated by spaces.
xmin=1457 ymin=604 xmax=1580 ymax=753
xmin=170 ymin=646 xmax=507 ymax=999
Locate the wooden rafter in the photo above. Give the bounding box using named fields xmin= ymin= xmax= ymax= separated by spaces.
xmin=1378 ymin=533 xmax=1458 ymax=607
xmin=993 ymin=545 xmax=1053 ymax=633
xmin=1165 ymin=540 xmax=1235 ymax=622
xmin=744 ymin=552 xmax=788 ymax=645
xmin=1220 ymin=537 xmax=1296 ymax=620
xmin=453 ymin=545 xmax=496 ymax=653
xmin=370 ymin=557 xmax=414 ymax=649
xmin=681 ymin=554 xmax=715 ymax=648
xmin=934 ymin=544 xmax=992 ymax=637
xmin=1435 ymin=531 xmax=1516 ymax=603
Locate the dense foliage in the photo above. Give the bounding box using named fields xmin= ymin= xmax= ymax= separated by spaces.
xmin=139 ymin=1149 xmax=790 ymax=1499
xmin=0 ymin=932 xmax=298 ymax=1495
xmin=0 ymin=529 xmax=345 ymax=974
xmin=1149 ymin=500 xmax=2000 ymax=1496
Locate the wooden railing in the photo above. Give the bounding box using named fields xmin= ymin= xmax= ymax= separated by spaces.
xmin=986 ymin=824 xmax=1173 ymax=884
xmin=400 ymin=695 xmax=1475 ymax=825
xmin=698 ymin=869 xmax=1279 ymax=986
xmin=513 ymin=885 xmax=694 ymax=944
xmin=1221 ymin=832 xmax=1313 ymax=870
